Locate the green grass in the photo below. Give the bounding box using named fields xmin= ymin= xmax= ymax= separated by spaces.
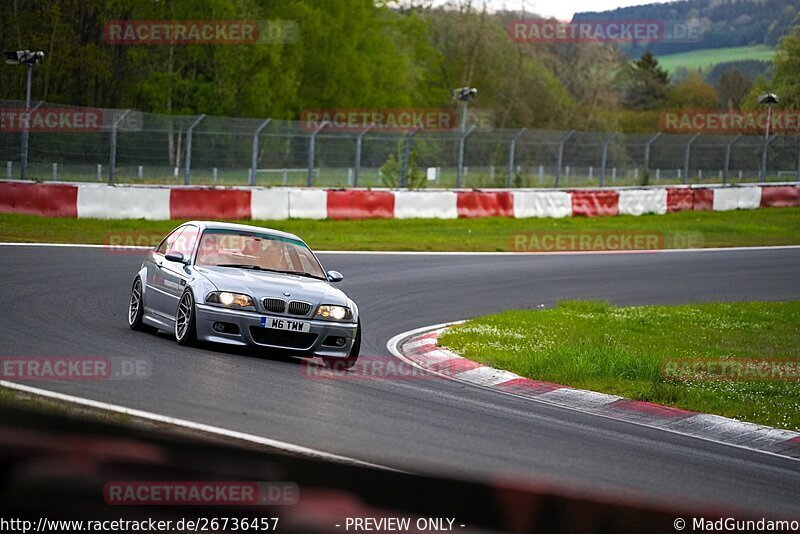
xmin=0 ymin=207 xmax=799 ymax=251
xmin=439 ymin=301 xmax=800 ymax=430
xmin=658 ymin=45 xmax=774 ymax=75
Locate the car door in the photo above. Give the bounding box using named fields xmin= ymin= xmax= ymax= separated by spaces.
xmin=158 ymin=224 xmax=200 ymax=319
xmin=145 ymin=226 xmax=185 ymax=321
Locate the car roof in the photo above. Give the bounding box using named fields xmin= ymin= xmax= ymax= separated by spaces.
xmin=182 ymin=221 xmax=306 ymax=245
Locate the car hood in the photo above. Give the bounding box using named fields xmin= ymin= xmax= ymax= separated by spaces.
xmin=196 ymin=266 xmax=348 ymax=306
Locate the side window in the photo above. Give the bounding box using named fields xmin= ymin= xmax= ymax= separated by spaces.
xmin=169 ymin=225 xmax=199 ymax=259
xmin=156 ymin=227 xmax=185 ymax=255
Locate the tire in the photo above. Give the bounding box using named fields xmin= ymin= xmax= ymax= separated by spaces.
xmin=322 ymin=321 xmax=360 ymax=370
xmin=128 ymin=277 xmax=151 ymax=332
xmin=175 ymin=289 xmax=198 ymax=346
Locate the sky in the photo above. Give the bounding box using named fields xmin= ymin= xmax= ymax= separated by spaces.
xmin=429 ymin=0 xmax=666 ymax=20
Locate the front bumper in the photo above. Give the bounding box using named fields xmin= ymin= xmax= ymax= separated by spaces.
xmin=195 ymin=303 xmax=357 ymax=358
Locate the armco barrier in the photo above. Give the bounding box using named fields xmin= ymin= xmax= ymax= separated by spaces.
xmin=666 ymin=188 xmax=694 ymax=213
xmin=571 ymin=190 xmax=619 ymax=217
xmin=394 ymin=191 xmax=458 ymax=219
xmin=713 ymin=187 xmax=761 ymax=211
xmin=327 ymin=190 xmax=394 ymax=220
xmin=0 ymin=181 xmax=78 ymax=217
xmin=77 ymin=184 xmax=170 ymax=220
xmin=456 ymin=191 xmax=513 ymax=218
xmin=170 ymin=188 xmax=251 ymax=220
xmin=760 ymin=185 xmax=800 ymax=208
xmin=251 ymin=189 xmax=290 ymax=220
xmin=1 ymin=181 xmax=798 ymax=221
xmin=512 ymin=191 xmax=572 ymax=218
xmin=692 ymin=189 xmax=714 ymax=211
xmin=618 ymin=189 xmax=667 ymax=216
xmin=288 ymin=189 xmax=327 ymax=219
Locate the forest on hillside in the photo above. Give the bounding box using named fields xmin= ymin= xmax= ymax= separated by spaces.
xmin=1 ymin=0 xmax=798 ymax=133
xmin=577 ymin=0 xmax=799 ymax=56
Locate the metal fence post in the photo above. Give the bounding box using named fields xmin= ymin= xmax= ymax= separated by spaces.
xmin=760 ymin=134 xmax=777 ymax=182
xmin=599 ymin=132 xmax=619 ymax=187
xmin=796 ymin=140 xmax=800 ymax=181
xmin=643 ymin=132 xmax=661 ymax=178
xmin=249 ymin=118 xmax=272 ymax=186
xmin=19 ymin=100 xmax=43 ymax=181
xmin=400 ymin=126 xmax=421 ymax=188
xmin=555 ymin=130 xmax=575 ymax=188
xmin=108 ymin=109 xmax=131 ymax=184
xmin=723 ymin=134 xmax=742 ymax=185
xmin=307 ymin=121 xmax=329 ymax=187
xmin=456 ymin=125 xmax=477 ymax=188
xmin=683 ymin=133 xmax=700 ymax=185
xmin=507 ymin=128 xmax=526 ymax=188
xmin=183 ymin=114 xmax=206 ymax=185
xmin=354 ymin=125 xmax=372 ymax=187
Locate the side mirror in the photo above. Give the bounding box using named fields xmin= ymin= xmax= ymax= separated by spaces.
xmin=327 ymin=270 xmax=344 ymax=283
xmin=165 ymin=252 xmax=187 ymax=264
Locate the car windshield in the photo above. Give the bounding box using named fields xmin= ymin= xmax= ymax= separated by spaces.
xmin=195 ymin=229 xmax=326 ymax=280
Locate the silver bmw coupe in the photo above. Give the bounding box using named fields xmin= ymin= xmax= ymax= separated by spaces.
xmin=127 ymin=221 xmax=360 ymax=368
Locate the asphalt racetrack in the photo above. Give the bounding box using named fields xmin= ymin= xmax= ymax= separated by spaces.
xmin=1 ymin=245 xmax=799 ymax=516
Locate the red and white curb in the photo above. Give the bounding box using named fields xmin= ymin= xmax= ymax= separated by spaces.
xmin=388 ymin=323 xmax=800 ymax=459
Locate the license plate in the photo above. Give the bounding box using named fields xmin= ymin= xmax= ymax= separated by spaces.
xmin=261 ymin=317 xmax=311 ymax=333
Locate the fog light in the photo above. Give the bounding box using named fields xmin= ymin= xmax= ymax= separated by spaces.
xmin=213 ymin=322 xmax=225 ymax=332
xmin=323 ymin=335 xmax=347 ymax=347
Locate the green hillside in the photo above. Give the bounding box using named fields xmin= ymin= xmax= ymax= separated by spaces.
xmin=658 ymin=45 xmax=774 ymax=75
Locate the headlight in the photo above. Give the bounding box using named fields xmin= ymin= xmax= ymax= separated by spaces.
xmin=206 ymin=291 xmax=255 ymax=309
xmin=315 ymin=305 xmax=352 ymax=321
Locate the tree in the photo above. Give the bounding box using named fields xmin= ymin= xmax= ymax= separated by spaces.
xmin=770 ymin=26 xmax=800 ymax=109
xmin=667 ymin=72 xmax=718 ymax=109
xmin=624 ymin=51 xmax=670 ymax=110
xmin=743 ymin=25 xmax=800 ymax=110
xmin=715 ymin=69 xmax=752 ymax=109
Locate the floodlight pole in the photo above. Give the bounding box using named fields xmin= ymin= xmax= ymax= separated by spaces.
xmin=20 ymin=65 xmax=33 ymax=180
xmin=760 ymin=104 xmax=773 ymax=181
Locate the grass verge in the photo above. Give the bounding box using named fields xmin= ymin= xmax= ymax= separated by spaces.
xmin=0 ymin=208 xmax=799 ymax=251
xmin=438 ymin=301 xmax=800 ymax=430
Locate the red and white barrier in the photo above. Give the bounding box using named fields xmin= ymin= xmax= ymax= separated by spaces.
xmin=712 ymin=186 xmax=761 ymax=211
xmin=512 ymin=191 xmax=571 ymax=218
xmin=288 ymin=189 xmax=327 ymax=219
xmin=1 ymin=181 xmax=798 ymax=221
xmin=251 ymin=189 xmax=290 ymax=220
xmin=618 ymin=189 xmax=667 ymax=216
xmin=77 ymin=184 xmax=171 ymax=220
xmin=394 ymin=191 xmax=458 ymax=219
